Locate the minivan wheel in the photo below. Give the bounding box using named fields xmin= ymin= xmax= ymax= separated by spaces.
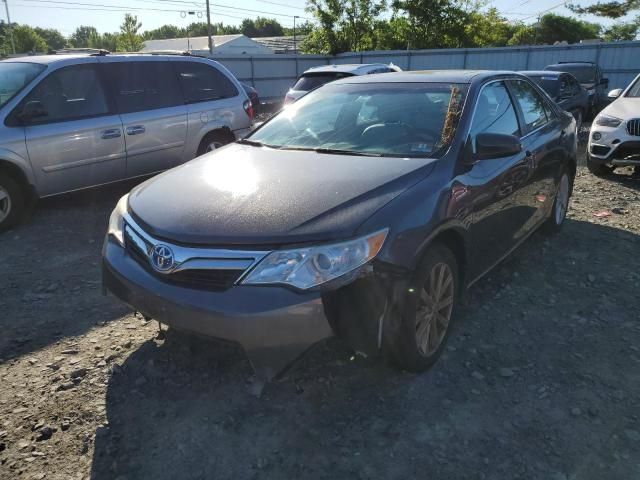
xmin=197 ymin=131 xmax=234 ymax=156
xmin=385 ymin=243 xmax=459 ymax=373
xmin=0 ymin=175 xmax=25 ymax=233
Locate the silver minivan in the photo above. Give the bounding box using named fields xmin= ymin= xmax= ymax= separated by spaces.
xmin=0 ymin=53 xmax=253 ymax=231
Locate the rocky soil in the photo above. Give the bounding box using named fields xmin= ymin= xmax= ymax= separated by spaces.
xmin=1 ymin=129 xmax=639 ymax=479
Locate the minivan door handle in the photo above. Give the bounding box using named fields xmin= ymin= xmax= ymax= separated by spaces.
xmin=126 ymin=125 xmax=146 ymax=136
xmin=101 ymin=128 xmax=122 ymax=139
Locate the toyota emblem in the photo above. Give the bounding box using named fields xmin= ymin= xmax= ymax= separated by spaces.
xmin=150 ymin=244 xmax=175 ymax=272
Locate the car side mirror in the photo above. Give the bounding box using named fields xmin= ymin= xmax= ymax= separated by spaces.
xmin=475 ymin=133 xmax=522 ymax=161
xmin=607 ymin=88 xmax=623 ymax=99
xmin=16 ymin=100 xmax=48 ymax=124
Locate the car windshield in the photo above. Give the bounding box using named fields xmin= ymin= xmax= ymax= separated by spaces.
xmin=292 ymin=72 xmax=354 ymax=92
xmin=0 ymin=62 xmax=46 ymax=108
xmin=548 ymin=65 xmax=595 ymax=84
xmin=250 ymin=82 xmax=468 ymax=158
xmin=626 ymin=77 xmax=640 ymax=97
xmin=527 ymin=76 xmax=561 ymax=98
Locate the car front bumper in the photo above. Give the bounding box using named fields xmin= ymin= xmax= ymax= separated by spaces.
xmin=102 ymin=237 xmax=334 ymax=379
xmin=588 ymin=124 xmax=640 ymax=167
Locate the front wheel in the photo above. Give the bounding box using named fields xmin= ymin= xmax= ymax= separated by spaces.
xmin=545 ymin=172 xmax=570 ymax=232
xmin=0 ymin=174 xmax=25 ymax=233
xmin=385 ymin=243 xmax=459 ymax=373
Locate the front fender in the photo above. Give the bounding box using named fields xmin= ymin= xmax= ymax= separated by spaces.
xmin=0 ymin=148 xmax=36 ymax=187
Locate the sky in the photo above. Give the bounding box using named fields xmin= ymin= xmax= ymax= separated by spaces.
xmin=1 ymin=0 xmax=634 ymax=37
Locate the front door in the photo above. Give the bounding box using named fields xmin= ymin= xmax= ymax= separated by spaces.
xmin=102 ymin=60 xmax=187 ymax=178
xmin=456 ymin=81 xmax=535 ymax=280
xmin=20 ymin=63 xmax=126 ymax=197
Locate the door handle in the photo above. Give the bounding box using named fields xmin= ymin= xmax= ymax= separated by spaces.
xmin=101 ymin=128 xmax=122 ymax=139
xmin=126 ymin=125 xmax=146 ymax=136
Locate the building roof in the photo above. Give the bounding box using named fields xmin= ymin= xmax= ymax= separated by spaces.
xmin=252 ymin=36 xmax=305 ymax=53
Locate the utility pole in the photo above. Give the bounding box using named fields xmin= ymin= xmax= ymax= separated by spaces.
xmin=3 ymin=0 xmax=15 ymax=54
xmin=293 ymin=15 xmax=299 ymax=54
xmin=205 ymin=0 xmax=213 ymax=55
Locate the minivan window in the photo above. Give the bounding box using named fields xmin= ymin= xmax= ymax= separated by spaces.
xmin=292 ymin=72 xmax=354 ymax=92
xmin=0 ymin=62 xmax=46 ymax=108
xmin=174 ymin=61 xmax=238 ymax=103
xmin=250 ymin=82 xmax=468 ymax=158
xmin=106 ymin=61 xmax=182 ymax=114
xmin=19 ymin=64 xmax=109 ymax=124
xmin=546 ymin=65 xmax=595 ymax=84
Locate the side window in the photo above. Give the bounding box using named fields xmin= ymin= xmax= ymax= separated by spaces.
xmin=106 ymin=61 xmax=183 ymax=114
xmin=469 ymin=82 xmax=520 ymax=145
xmin=510 ymin=80 xmax=548 ymax=132
xmin=174 ymin=61 xmax=238 ymax=103
xmin=570 ymin=77 xmax=581 ymax=95
xmin=20 ymin=64 xmax=109 ymax=124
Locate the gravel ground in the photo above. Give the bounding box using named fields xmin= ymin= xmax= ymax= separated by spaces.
xmin=1 ymin=128 xmax=640 ymax=480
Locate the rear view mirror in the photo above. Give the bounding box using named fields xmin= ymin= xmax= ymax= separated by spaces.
xmin=17 ymin=100 xmax=48 ymax=123
xmin=607 ymin=88 xmax=623 ymax=99
xmin=475 ymin=133 xmax=522 ymax=161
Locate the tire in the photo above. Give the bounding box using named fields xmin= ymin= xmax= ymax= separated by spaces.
xmin=574 ymin=110 xmax=583 ymax=132
xmin=0 ymin=174 xmax=25 ymax=233
xmin=196 ymin=130 xmax=235 ymax=156
xmin=384 ymin=243 xmax=459 ymax=373
xmin=586 ymin=156 xmax=613 ymax=177
xmin=545 ymin=171 xmax=571 ymax=232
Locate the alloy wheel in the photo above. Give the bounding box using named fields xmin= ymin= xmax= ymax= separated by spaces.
xmin=0 ymin=186 xmax=11 ymax=223
xmin=415 ymin=262 xmax=455 ymax=356
xmin=205 ymin=141 xmax=223 ymax=153
xmin=555 ymin=174 xmax=570 ymax=225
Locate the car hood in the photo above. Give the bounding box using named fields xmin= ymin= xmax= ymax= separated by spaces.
xmin=601 ymin=97 xmax=640 ymax=119
xmin=128 ymin=143 xmax=436 ymax=246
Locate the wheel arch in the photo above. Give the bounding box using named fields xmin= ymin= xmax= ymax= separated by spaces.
xmin=197 ymin=126 xmax=236 ymax=152
xmin=414 ymin=223 xmax=469 ymax=290
xmin=0 ymin=158 xmax=35 ymax=199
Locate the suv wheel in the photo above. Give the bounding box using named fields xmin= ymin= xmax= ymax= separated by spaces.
xmin=0 ymin=174 xmax=25 ymax=233
xmin=385 ymin=243 xmax=459 ymax=372
xmin=587 ymin=156 xmax=614 ymax=177
xmin=197 ymin=131 xmax=235 ymax=156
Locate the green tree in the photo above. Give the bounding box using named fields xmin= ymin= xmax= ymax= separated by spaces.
xmin=465 ymin=8 xmax=516 ymax=47
xmin=508 ymin=13 xmax=601 ymax=45
xmin=143 ymin=24 xmax=184 ymax=40
xmin=34 ymin=27 xmax=67 ymax=50
xmin=117 ymin=14 xmax=143 ymax=51
xmin=6 ymin=25 xmax=48 ymax=53
xmin=569 ymin=0 xmax=639 ymax=18
xmin=70 ymin=25 xmax=100 ymax=48
xmin=97 ymin=32 xmax=119 ymax=51
xmin=603 ymin=19 xmax=639 ymax=40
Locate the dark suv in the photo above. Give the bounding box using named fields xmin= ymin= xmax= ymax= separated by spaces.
xmin=103 ymin=71 xmax=577 ymax=379
xmin=544 ymin=61 xmax=609 ymax=115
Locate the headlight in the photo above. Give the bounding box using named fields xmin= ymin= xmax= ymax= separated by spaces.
xmin=107 ymin=194 xmax=129 ymax=246
xmin=242 ymin=229 xmax=388 ymax=289
xmin=594 ymin=115 xmax=622 ymax=128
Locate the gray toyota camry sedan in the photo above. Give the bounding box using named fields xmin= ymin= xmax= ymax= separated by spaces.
xmin=103 ymin=70 xmax=577 ymax=379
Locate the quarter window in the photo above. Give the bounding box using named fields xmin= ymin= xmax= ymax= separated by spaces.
xmin=174 ymin=61 xmax=238 ymax=103
xmin=106 ymin=61 xmax=183 ymax=114
xmin=510 ymin=80 xmax=548 ymax=131
xmin=20 ymin=64 xmax=109 ymax=124
xmin=470 ymin=82 xmax=520 ymax=144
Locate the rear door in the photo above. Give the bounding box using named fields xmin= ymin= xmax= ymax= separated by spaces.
xmin=102 ymin=59 xmax=187 ymax=177
xmin=19 ymin=62 xmax=126 ymax=196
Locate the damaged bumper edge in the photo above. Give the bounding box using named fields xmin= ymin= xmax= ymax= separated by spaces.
xmin=102 ymin=239 xmax=333 ymax=380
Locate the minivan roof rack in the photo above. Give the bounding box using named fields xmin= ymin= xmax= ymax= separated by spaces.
xmin=50 ymin=48 xmax=110 ymax=56
xmin=557 ymin=61 xmax=595 ymax=64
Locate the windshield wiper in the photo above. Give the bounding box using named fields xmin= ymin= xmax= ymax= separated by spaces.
xmin=313 ymin=148 xmax=382 ymax=157
xmin=237 ymin=138 xmax=267 ymax=147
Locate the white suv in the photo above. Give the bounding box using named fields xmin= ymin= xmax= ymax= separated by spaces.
xmin=284 ymin=63 xmax=401 ymax=104
xmin=587 ymin=73 xmax=640 ymax=176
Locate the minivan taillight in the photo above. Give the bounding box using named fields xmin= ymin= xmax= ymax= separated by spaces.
xmin=243 ymin=99 xmax=254 ymax=120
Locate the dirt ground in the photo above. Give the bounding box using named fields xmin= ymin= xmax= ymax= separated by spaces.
xmin=1 ymin=127 xmax=640 ymax=480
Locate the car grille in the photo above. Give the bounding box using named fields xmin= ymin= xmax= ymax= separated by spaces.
xmin=123 ymin=221 xmax=259 ymax=292
xmin=591 ymin=145 xmax=611 ymax=156
xmin=627 ymin=119 xmax=640 ymax=136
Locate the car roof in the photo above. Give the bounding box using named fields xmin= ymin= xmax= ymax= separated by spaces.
xmin=331 ymin=70 xmax=518 ymax=85
xmin=520 ymin=70 xmax=566 ymax=78
xmin=545 ymin=62 xmax=595 ymax=68
xmin=303 ymin=63 xmax=394 ymax=75
xmin=0 ymin=53 xmax=211 ymax=66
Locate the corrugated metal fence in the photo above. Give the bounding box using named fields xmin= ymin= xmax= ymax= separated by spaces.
xmin=211 ymin=40 xmax=640 ymax=100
